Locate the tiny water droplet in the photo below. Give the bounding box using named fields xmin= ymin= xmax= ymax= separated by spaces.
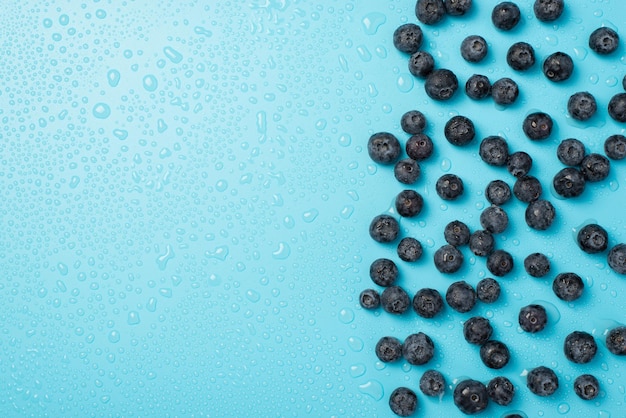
xmin=146 ymin=297 xmax=157 ymax=312
xmin=246 ymin=289 xmax=261 ymax=302
xmin=338 ymin=133 xmax=352 ymax=147
xmin=440 ymin=158 xmax=452 ymax=172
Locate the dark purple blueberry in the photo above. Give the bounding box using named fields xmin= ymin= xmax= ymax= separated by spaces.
xmin=376 ymin=336 xmax=403 ymax=362
xmin=574 ymin=374 xmax=600 ymax=401
xmin=446 ymin=281 xmax=477 ymax=313
xmin=465 ymin=74 xmax=491 ymax=100
xmin=420 ymin=369 xmax=446 ymax=397
xmin=398 ymin=237 xmax=424 ymax=262
xmin=577 ymin=224 xmax=608 ymax=254
xmin=416 ymin=0 xmax=446 ymax=25
xmin=393 ymin=23 xmax=424 ymax=54
xmin=381 ymin=286 xmax=411 ymax=314
xmin=409 ymin=50 xmax=435 ymax=78
xmin=580 ymin=153 xmax=610 ymax=182
xmin=394 ymin=158 xmax=421 ymax=185
xmin=556 ymin=138 xmax=586 ymax=166
xmin=527 ymin=366 xmax=559 ymax=397
xmin=406 ymin=133 xmax=434 ymax=161
xmin=401 ymin=110 xmax=427 ymax=135
xmin=368 ymin=132 xmax=401 ymax=164
xmin=507 ymin=151 xmax=532 ymax=177
xmin=413 ymin=288 xmax=444 ymax=318
xmin=487 ymin=376 xmax=515 ymax=406
xmin=470 ymin=230 xmax=495 ymax=256
xmin=543 ymin=52 xmax=574 ymax=82
xmin=608 ymin=244 xmax=626 ymax=274
xmin=507 ymin=41 xmax=535 ymax=71
xmin=525 ymin=199 xmax=556 ymax=231
xmin=492 ymin=2 xmax=521 ymax=31
xmin=433 ymin=244 xmax=464 ymax=273
xmin=453 ymin=379 xmax=489 ymax=415
xmin=514 ymin=175 xmax=542 ymax=203
xmin=425 ymin=69 xmax=459 ymax=101
xmin=608 ymin=93 xmax=626 ymax=122
xmin=389 ymin=387 xmax=418 ymax=417
xmin=589 ymin=27 xmax=620 ymax=55
xmin=487 ymin=250 xmax=514 ymax=277
xmin=359 ymin=288 xmax=381 ymax=310
xmin=444 ymin=0 xmax=472 ymax=16
xmin=479 ymin=136 xmax=509 ymax=166
xmin=568 ymin=91 xmax=597 ymax=121
xmin=369 ymin=214 xmax=400 ymax=243
xmin=461 ymin=35 xmax=488 ymax=63
xmin=403 ymin=332 xmax=435 ymax=365
xmin=486 ymin=180 xmax=512 ymax=206
xmin=606 ymin=326 xmax=626 ymax=355
xmin=519 ymin=304 xmax=548 ymax=333
xmin=436 ymin=174 xmax=464 ymax=200
xmin=604 ymin=134 xmax=626 ymax=160
xmin=444 ymin=220 xmax=471 ymax=246
xmin=370 ymin=258 xmax=398 ymax=287
xmin=524 ymin=253 xmax=550 ymax=278
xmin=492 ymin=77 xmax=519 ymax=105
xmin=445 ymin=115 xmax=475 ymax=146
xmin=552 ymin=272 xmax=584 ymax=302
xmin=523 ymin=112 xmax=553 ymax=140
xmin=480 ymin=340 xmax=510 ymax=369
xmin=533 ymin=0 xmax=564 ymax=22
xmin=463 ymin=316 xmax=493 ymax=345
xmin=564 ymin=331 xmax=597 ymax=364
xmin=395 ymin=189 xmax=424 ymax=218
xmin=480 ymin=206 xmax=509 ymax=234
xmin=477 ymin=278 xmax=501 ymax=303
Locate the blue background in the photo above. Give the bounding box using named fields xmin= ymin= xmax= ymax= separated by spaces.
xmin=1 ymin=0 xmax=625 ymax=416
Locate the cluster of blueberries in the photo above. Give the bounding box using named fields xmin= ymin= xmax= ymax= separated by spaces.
xmin=359 ymin=0 xmax=626 ymax=416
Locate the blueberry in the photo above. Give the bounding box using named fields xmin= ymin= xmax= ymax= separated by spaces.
xmin=368 ymin=132 xmax=401 ymax=164
xmin=507 ymin=151 xmax=532 ymax=177
xmin=492 ymin=77 xmax=519 ymax=105
xmin=445 ymin=115 xmax=475 ymax=147
xmin=608 ymin=243 xmax=626 ymax=274
xmin=624 ymin=74 xmax=626 ymax=91
xmin=568 ymin=91 xmax=597 ymax=121
xmin=444 ymin=0 xmax=472 ymax=15
xmin=453 ymin=379 xmax=489 ymax=415
xmin=487 ymin=376 xmax=515 ymax=406
xmin=552 ymin=272 xmax=584 ymax=302
xmin=604 ymin=134 xmax=626 ymax=160
xmin=436 ymin=174 xmax=464 ymax=200
xmin=416 ymin=0 xmax=446 ymax=25
xmin=403 ymin=332 xmax=435 ymax=365
xmin=477 ymin=278 xmax=501 ymax=303
xmin=375 ymin=336 xmax=403 ymax=362
xmin=589 ymin=27 xmax=620 ymax=55
xmin=469 ymin=229 xmax=495 ymax=256
xmin=381 ymin=286 xmax=411 ymax=314
xmin=533 ymin=0 xmax=564 ymax=22
xmin=398 ymin=237 xmax=424 ymax=262
xmin=606 ymin=326 xmax=626 ymax=355
xmin=401 ymin=110 xmax=427 ymax=135
xmin=446 ymin=281 xmax=477 ymax=313
xmin=523 ymin=112 xmax=553 ymax=141
xmin=359 ymin=289 xmax=381 ymax=310
xmin=389 ymin=387 xmax=418 ymax=417
xmin=519 ymin=304 xmax=548 ymax=333
xmin=543 ymin=52 xmax=574 ymax=82
xmin=556 ymin=138 xmax=586 ymax=166
xmin=406 ymin=133 xmax=434 ymax=161
xmin=394 ymin=158 xmax=421 ymax=185
xmin=425 ymin=69 xmax=459 ymax=101
xmin=487 ymin=249 xmax=514 ymax=277
xmin=503 ymin=414 xmax=524 ymax=418
xmin=524 ymin=252 xmax=551 ymax=278
xmin=525 ymin=199 xmax=556 ymax=231
xmin=419 ymin=369 xmax=446 ymax=397
xmin=433 ymin=244 xmax=464 ymax=273
xmin=480 ymin=206 xmax=509 ymax=234
xmin=553 ymin=168 xmax=585 ymax=196
xmin=479 ymin=136 xmax=509 ymax=166
xmin=370 ymin=258 xmax=399 ymax=287
xmin=507 ymin=42 xmax=535 ymax=71
xmin=465 ymin=74 xmax=491 ymax=100
xmin=526 ymin=366 xmax=559 ymax=397
xmin=413 ymin=288 xmax=444 ymax=318
xmin=580 ymin=153 xmax=610 ymax=182
xmin=393 ymin=23 xmax=424 ymax=54
xmin=608 ymin=93 xmax=626 ymax=122
xmin=486 ymin=180 xmax=512 ymax=205
xmin=461 ymin=35 xmax=488 ymax=63
xmin=369 ymin=214 xmax=400 ymax=243
xmin=577 ymin=223 xmax=608 ymax=254
xmin=564 ymin=331 xmax=598 ymax=364
xmin=514 ymin=175 xmax=542 ymax=203
xmin=444 ymin=220 xmax=471 ymax=246
xmin=395 ymin=189 xmax=424 ymax=218
xmin=408 ymin=50 xmax=435 ymax=78
xmin=463 ymin=316 xmax=493 ymax=345
xmin=574 ymin=374 xmax=600 ymax=401
xmin=492 ymin=2 xmax=521 ymax=31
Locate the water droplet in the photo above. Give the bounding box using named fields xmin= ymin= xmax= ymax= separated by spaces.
xmin=396 ymin=73 xmax=414 ymax=93
xmin=339 ymin=308 xmax=355 ymax=324
xmin=272 ymin=242 xmax=291 ymax=259
xmin=340 ymin=205 xmax=354 ymax=219
xmin=146 ymin=297 xmax=157 ymax=312
xmin=589 ymin=73 xmax=599 ymax=85
xmin=113 ymin=129 xmax=128 ymax=140
xmin=163 ymin=46 xmax=183 ymax=63
xmin=57 ymin=263 xmax=68 ymax=276
xmin=598 ymin=411 xmax=611 ymax=418
xmin=246 ymin=289 xmax=261 ymax=303
xmin=159 ymin=288 xmax=173 ymax=298
xmin=356 ymin=45 xmax=372 ymax=62
xmin=609 ymin=180 xmax=620 ymax=191
xmin=107 ymin=69 xmax=121 ymax=87
xmin=108 ymin=330 xmax=121 ymax=343
xmin=593 ymin=9 xmax=603 ymax=17
xmin=361 ymin=12 xmax=386 ymax=35
xmin=534 ymin=299 xmax=561 ymax=324
xmin=350 ymin=363 xmax=366 ymax=378
xmin=206 ymin=246 xmax=229 ymax=261
xmin=441 ymin=158 xmax=452 ymax=172
xmin=59 ymin=14 xmax=69 ymax=26
xmin=156 ymin=244 xmax=175 ymax=270
xmin=216 ymin=179 xmax=228 ymax=192
xmin=194 ymin=26 xmax=212 ymax=37
xmin=545 ymin=35 xmax=558 ymax=46
xmin=348 ymin=336 xmax=364 ymax=352
xmin=358 ymin=380 xmax=384 ymax=400
xmin=142 ymin=74 xmax=158 ymax=92
xmin=606 ymin=76 xmax=619 ymax=87
xmin=93 ymin=103 xmax=111 ymax=119
xmin=338 ymin=133 xmax=352 ymax=147
xmin=157 ymin=118 xmax=168 ymax=133
xmin=302 ymin=209 xmax=319 ymax=223
xmin=573 ymin=46 xmax=588 ymax=60
xmin=557 ymin=403 xmax=570 ymax=414
xmin=127 ymin=311 xmax=140 ymax=325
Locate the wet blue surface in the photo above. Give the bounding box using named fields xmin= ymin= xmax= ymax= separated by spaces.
xmin=0 ymin=1 xmax=625 ymax=416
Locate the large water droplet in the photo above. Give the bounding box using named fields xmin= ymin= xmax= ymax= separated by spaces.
xmin=358 ymin=380 xmax=384 ymax=400
xmin=93 ymin=103 xmax=111 ymax=119
xmin=163 ymin=46 xmax=183 ymax=63
xmin=107 ymin=69 xmax=120 ymax=87
xmin=127 ymin=311 xmax=140 ymax=325
xmin=361 ymin=12 xmax=386 ymax=35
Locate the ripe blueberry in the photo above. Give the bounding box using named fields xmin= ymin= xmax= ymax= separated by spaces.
xmin=463 ymin=316 xmax=493 ymax=345
xmin=608 ymin=243 xmax=626 ymax=274
xmin=477 ymin=278 xmax=501 ymax=303
xmin=461 ymin=35 xmax=488 ymax=63
xmin=381 ymin=286 xmax=411 ymax=315
xmin=479 ymin=136 xmax=509 ymax=166
xmin=393 ymin=23 xmax=423 ymax=54
xmin=445 ymin=115 xmax=475 ymax=146
xmin=533 ymin=0 xmax=564 ymax=22
xmin=507 ymin=42 xmax=535 ymax=71
xmin=395 ymin=189 xmax=424 ymax=218
xmin=453 ymin=379 xmax=489 ymax=415
xmin=397 ymin=237 xmax=424 ymax=262
xmin=480 ymin=206 xmax=509 ymax=234
xmin=574 ymin=374 xmax=600 ymax=401
xmin=487 ymin=376 xmax=515 ymax=406
xmin=401 ymin=110 xmax=427 ymax=135
xmin=604 ymin=134 xmax=626 ymax=160
xmin=577 ymin=223 xmax=608 ymax=254
xmin=492 ymin=77 xmax=519 ymax=105
xmin=552 ymin=272 xmax=584 ymax=302
xmin=525 ymin=199 xmax=556 ymax=231
xmin=564 ymin=331 xmax=597 ymax=364
xmin=413 ymin=288 xmax=444 ymax=318
xmin=436 ymin=174 xmax=464 ymax=200
xmin=556 ymin=138 xmax=586 ymax=166
xmin=487 ymin=249 xmax=514 ymax=277
xmin=606 ymin=326 xmax=626 ymax=355
xmin=394 ymin=158 xmax=421 ymax=185
xmin=480 ymin=340 xmax=510 ymax=369
xmin=368 ymin=132 xmax=401 ymax=164
xmin=369 ymin=214 xmax=400 ymax=243
xmin=513 ymin=175 xmax=542 ymax=203
xmin=568 ymin=91 xmax=597 ymax=121
xmin=553 ymin=167 xmax=586 ymax=198
xmin=486 ymin=180 xmax=512 ymax=205
xmin=527 ymin=366 xmax=559 ymax=397
xmin=375 ymin=336 xmax=403 ymax=362
xmin=580 ymin=153 xmax=610 ymax=182
xmin=589 ymin=27 xmax=620 ymax=55
xmin=445 ymin=281 xmax=477 ymax=313
xmin=523 ymin=112 xmax=553 ymax=140
xmin=425 ymin=69 xmax=459 ymax=101
xmin=370 ymin=258 xmax=398 ymax=287
xmin=608 ymin=93 xmax=626 ymax=122
xmin=444 ymin=0 xmax=472 ymax=16
xmin=433 ymin=244 xmax=464 ymax=273
xmin=524 ymin=252 xmax=550 ymax=278
xmin=469 ymin=229 xmax=495 ymax=256
xmin=403 ymin=332 xmax=435 ymax=365
xmin=543 ymin=51 xmax=574 ymax=82
xmin=406 ymin=133 xmax=434 ymax=161
xmin=416 ymin=0 xmax=446 ymax=25
xmin=465 ymin=74 xmax=491 ymax=100
xmin=359 ymin=289 xmax=381 ymax=310
xmin=444 ymin=220 xmax=471 ymax=246
xmin=389 ymin=387 xmax=418 ymax=417
xmin=409 ymin=50 xmax=435 ymax=78
xmin=419 ymin=369 xmax=446 ymax=397
xmin=519 ymin=304 xmax=548 ymax=333
xmin=492 ymin=2 xmax=521 ymax=31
